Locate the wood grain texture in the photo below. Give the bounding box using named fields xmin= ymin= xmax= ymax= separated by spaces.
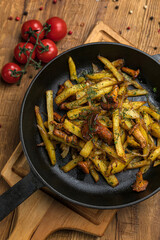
xmin=0 ymin=0 xmax=160 ymax=239
xmin=85 ymin=21 xmax=134 ymax=46
xmin=10 ymin=144 xmax=117 ymax=226
xmin=0 ymin=144 xmax=56 ymax=240
xmin=1 ymin=143 xmax=116 ymax=239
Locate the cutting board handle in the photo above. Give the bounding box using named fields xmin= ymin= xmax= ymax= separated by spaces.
xmin=0 ymin=171 xmax=44 ymax=221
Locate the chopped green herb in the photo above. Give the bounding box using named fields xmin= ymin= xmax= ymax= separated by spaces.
xmin=89 ymin=125 xmax=94 ymax=132
xmin=153 ymin=87 xmax=157 ymax=93
xmin=89 ymin=133 xmax=93 ymax=138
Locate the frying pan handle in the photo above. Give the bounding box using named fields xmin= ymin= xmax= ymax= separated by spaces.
xmin=0 ymin=171 xmax=44 ymax=221
xmin=152 ymin=54 xmax=160 ymax=62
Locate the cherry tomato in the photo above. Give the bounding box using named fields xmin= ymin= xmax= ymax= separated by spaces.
xmin=21 ymin=20 xmax=44 ymax=44
xmin=36 ymin=39 xmax=58 ymax=63
xmin=45 ymin=17 xmax=67 ymax=42
xmin=14 ymin=42 xmax=36 ymax=64
xmin=1 ymin=63 xmax=21 ymax=84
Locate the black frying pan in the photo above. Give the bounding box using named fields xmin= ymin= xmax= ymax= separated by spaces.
xmin=0 ymin=42 xmax=160 ymax=221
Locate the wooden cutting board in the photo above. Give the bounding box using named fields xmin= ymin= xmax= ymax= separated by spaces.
xmin=1 ymin=21 xmax=133 ymax=240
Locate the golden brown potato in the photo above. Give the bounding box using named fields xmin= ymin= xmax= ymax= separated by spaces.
xmin=35 ymin=55 xmax=160 ymax=191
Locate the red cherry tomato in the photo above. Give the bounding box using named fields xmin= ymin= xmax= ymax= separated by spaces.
xmin=1 ymin=63 xmax=21 ymax=84
xmin=21 ymin=20 xmax=44 ymax=44
xmin=45 ymin=17 xmax=67 ymax=41
xmin=36 ymin=39 xmax=58 ymax=63
xmin=14 ymin=42 xmax=36 ymax=64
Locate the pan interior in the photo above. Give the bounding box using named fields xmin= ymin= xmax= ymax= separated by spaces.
xmin=20 ymin=43 xmax=160 ymax=208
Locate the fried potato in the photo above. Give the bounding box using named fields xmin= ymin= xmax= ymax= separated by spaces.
xmin=118 ymin=83 xmax=127 ymax=96
xmin=139 ymin=106 xmax=160 ymax=121
xmin=143 ymin=112 xmax=153 ymax=129
xmin=148 ymin=146 xmax=160 ymax=162
xmin=120 ymin=128 xmax=126 ymax=144
xmin=90 ymin=155 xmax=119 ymax=187
xmin=122 ymin=72 xmax=143 ymax=89
xmin=113 ymin=109 xmax=126 ymax=159
xmin=149 ymin=122 xmax=160 ymax=138
xmin=76 ymin=78 xmax=117 ymax=100
xmin=80 ymin=139 xmax=94 ymax=158
xmin=140 ymin=165 xmax=151 ymax=174
xmin=106 ymin=154 xmax=135 ymax=176
xmin=153 ymin=160 xmax=160 ymax=167
xmin=65 ymin=86 xmax=113 ymax=109
xmin=63 ymin=119 xmax=83 ymax=139
xmin=64 ymin=79 xmax=73 ymax=88
xmin=55 ymin=83 xmax=86 ymax=105
xmin=121 ymin=108 xmax=140 ymax=119
xmin=98 ymin=116 xmax=113 ymax=128
xmin=67 ymin=104 xmax=99 ymax=120
xmin=46 ymin=90 xmax=54 ymax=132
xmin=36 ymin=55 xmax=160 ymax=191
xmin=127 ymin=135 xmax=140 ymax=148
xmin=112 ymin=59 xmax=124 ymax=68
xmin=35 ymin=106 xmax=56 ymax=165
xmin=98 ymin=56 xmax=124 ymax=82
xmin=126 ymin=160 xmax=150 ymax=169
xmin=127 ymin=89 xmax=148 ymax=96
xmin=68 ymin=56 xmax=77 ymax=81
xmin=86 ymin=72 xmax=113 ymax=80
xmin=129 ymin=101 xmax=146 ymax=109
xmin=62 ymin=156 xmax=83 ymax=172
xmin=89 ymin=165 xmax=100 ymax=182
xmin=121 ymin=119 xmax=147 ymax=148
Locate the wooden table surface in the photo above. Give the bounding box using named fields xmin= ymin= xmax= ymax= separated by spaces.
xmin=0 ymin=0 xmax=160 ymax=239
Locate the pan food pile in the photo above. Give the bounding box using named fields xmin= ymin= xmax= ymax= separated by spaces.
xmin=35 ymin=55 xmax=160 ymax=192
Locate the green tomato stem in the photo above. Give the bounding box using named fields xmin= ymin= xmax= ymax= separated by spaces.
xmin=17 ymin=25 xmax=50 ymax=86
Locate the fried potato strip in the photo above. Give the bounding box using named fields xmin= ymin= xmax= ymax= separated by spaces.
xmin=113 ymin=109 xmax=126 ymax=159
xmin=36 ymin=55 xmax=160 ymax=192
xmin=46 ymin=90 xmax=54 ymax=132
xmin=98 ymin=56 xmax=124 ymax=82
xmin=35 ymin=106 xmax=56 ymax=165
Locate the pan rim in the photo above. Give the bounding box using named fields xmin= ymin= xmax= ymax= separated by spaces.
xmin=20 ymin=42 xmax=160 ymax=209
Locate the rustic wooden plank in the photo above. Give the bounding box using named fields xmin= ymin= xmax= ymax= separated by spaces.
xmin=102 ymin=0 xmax=147 ymax=48
xmin=48 ymin=231 xmax=97 ymax=240
xmin=138 ymin=0 xmax=160 ymax=54
xmin=10 ymin=145 xmax=117 ymax=226
xmin=0 ymin=211 xmax=14 ymax=240
xmin=85 ymin=21 xmax=134 ymax=46
xmin=97 ymin=215 xmax=117 ymax=240
xmin=115 ymin=193 xmax=160 ymax=240
xmin=12 ymin=154 xmax=30 ymax=178
xmin=0 ymin=0 xmax=160 ymax=239
xmin=1 ymin=143 xmax=117 ymax=240
xmin=31 ymin=201 xmax=116 ymax=240
xmin=1 ymin=143 xmax=55 ymax=240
